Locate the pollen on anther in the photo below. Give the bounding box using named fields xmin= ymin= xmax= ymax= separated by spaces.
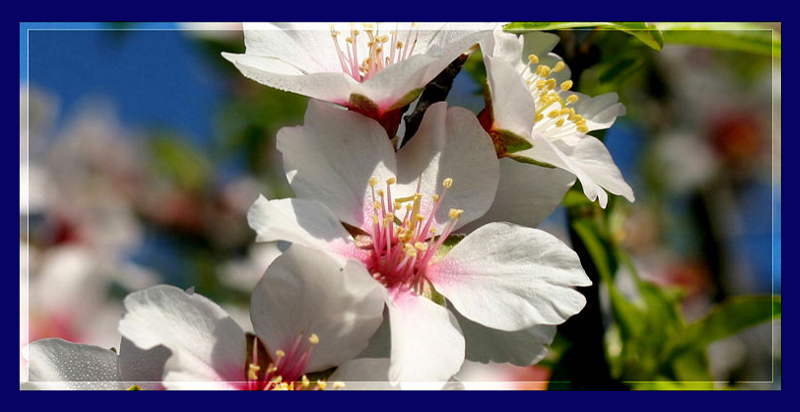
xmin=449 ymin=208 xmax=464 ymax=219
xmin=442 ymin=178 xmax=453 ymax=188
xmin=317 ymin=381 xmax=328 ymax=390
xmin=415 ymin=242 xmax=428 ymax=251
xmin=560 ymin=80 xmax=573 ymax=91
xmin=309 ymin=333 xmax=320 ymax=345
xmin=369 ymin=177 xmax=378 ymax=187
xmin=528 ymin=54 xmax=539 ymax=64
xmin=566 ymin=94 xmax=579 ymax=104
xmin=553 ymin=61 xmax=566 ymax=73
xmin=386 ymin=177 xmax=397 ymax=185
xmin=333 ymin=381 xmax=346 ymax=390
xmin=276 ymin=350 xmax=286 ymax=358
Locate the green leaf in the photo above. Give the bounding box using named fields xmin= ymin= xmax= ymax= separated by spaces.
xmin=149 ymin=134 xmax=211 ymax=191
xmin=505 ymin=22 xmax=664 ymax=51
xmin=663 ymin=296 xmax=781 ymax=360
xmin=655 ymin=23 xmax=780 ymax=57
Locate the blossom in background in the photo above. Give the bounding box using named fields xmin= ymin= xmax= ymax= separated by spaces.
xmin=481 ymin=29 xmax=634 ymax=207
xmin=117 ymin=244 xmax=385 ymax=390
xmin=222 ymin=23 xmax=497 ymax=132
xmin=248 ymin=100 xmax=590 ymax=387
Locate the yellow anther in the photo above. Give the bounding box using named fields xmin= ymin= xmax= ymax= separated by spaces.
xmin=333 ymin=381 xmax=346 ymax=390
xmin=560 ymin=80 xmax=573 ymax=91
xmin=536 ymin=79 xmax=547 ymax=90
xmin=567 ymin=94 xmax=579 ymax=104
xmin=432 ymin=194 xmax=439 ymax=202
xmin=577 ymin=125 xmax=590 ymax=133
xmin=415 ymin=242 xmax=428 ymax=251
xmin=386 ymin=177 xmax=396 ymax=185
xmin=346 ymin=37 xmax=354 ymax=44
xmin=416 ymin=214 xmax=425 ymax=222
xmin=443 ymin=178 xmax=453 ymax=188
xmin=528 ymin=54 xmax=539 ymax=64
xmin=271 ymin=375 xmax=284 ymax=383
xmin=429 ymin=227 xmax=437 ymax=234
xmin=379 ymin=34 xmax=390 ymax=43
xmin=393 ymin=201 xmax=401 ymax=210
xmin=546 ymin=78 xmax=557 ymax=90
xmin=405 ymin=204 xmax=412 ymax=211
xmin=397 ymin=40 xmax=404 ymax=49
xmin=301 ymin=375 xmax=311 ymax=388
xmin=267 ymin=365 xmax=278 ymax=373
xmin=308 ymin=333 xmax=320 ymax=345
xmin=537 ymin=65 xmax=551 ymax=77
xmin=535 ymin=113 xmax=544 ymax=122
xmin=386 ymin=212 xmax=395 ymax=220
xmin=369 ymin=177 xmax=378 ymax=187
xmin=560 ymin=108 xmax=571 ymax=116
xmin=555 ymin=118 xmax=565 ymax=128
xmin=403 ymin=243 xmax=418 ymax=257
xmin=276 ymin=350 xmax=285 ymax=358
xmin=371 ymin=215 xmax=379 ymax=224
xmin=553 ymin=61 xmax=566 ymax=73
xmin=414 ymin=193 xmax=423 ymax=200
xmin=376 ymin=189 xmax=385 ymax=197
xmin=248 ymin=364 xmax=261 ymax=380
xmin=449 ymin=208 xmax=464 ymax=219
xmin=548 ymin=110 xmax=560 ymax=119
xmin=373 ymin=201 xmax=382 ymax=210
xmin=317 ymin=381 xmax=328 ymax=390
xmin=278 ymin=382 xmax=290 ymax=390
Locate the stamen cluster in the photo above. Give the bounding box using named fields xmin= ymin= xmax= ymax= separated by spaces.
xmin=522 ymin=54 xmax=589 ymax=134
xmin=365 ymin=176 xmax=462 ymax=292
xmin=330 ymin=23 xmax=420 ymax=82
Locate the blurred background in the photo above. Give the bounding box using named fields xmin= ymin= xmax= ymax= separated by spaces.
xmin=19 ymin=22 xmax=780 ymax=389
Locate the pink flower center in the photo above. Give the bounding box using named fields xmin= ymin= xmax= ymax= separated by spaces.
xmin=244 ymin=334 xmax=340 ymax=391
xmin=363 ymin=176 xmax=462 ymax=292
xmin=330 ymin=23 xmax=419 ymax=82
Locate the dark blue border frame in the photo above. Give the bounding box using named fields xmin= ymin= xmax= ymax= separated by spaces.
xmin=7 ymin=3 xmax=786 ymax=409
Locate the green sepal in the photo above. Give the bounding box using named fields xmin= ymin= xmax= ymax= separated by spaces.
xmin=493 ymin=130 xmax=533 ymax=153
xmin=387 ymin=88 xmax=424 ymax=111
xmin=504 ymin=153 xmax=557 ymax=169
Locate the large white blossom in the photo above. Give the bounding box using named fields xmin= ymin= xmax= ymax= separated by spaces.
xmin=222 ymin=23 xmax=497 ymax=128
xmin=248 ymin=100 xmax=590 ymax=387
xmin=481 ymin=29 xmax=634 ymax=208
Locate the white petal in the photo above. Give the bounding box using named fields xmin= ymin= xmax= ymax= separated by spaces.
xmin=483 ymin=56 xmax=536 ymax=139
xmin=241 ymin=23 xmax=345 ymax=73
xmin=386 ymin=289 xmax=465 ymax=387
xmin=247 ymin=195 xmax=353 ymax=252
xmin=278 ymin=100 xmax=397 ymax=228
xmin=117 ymin=337 xmax=170 ymax=390
xmin=460 ymin=157 xmax=575 ymax=232
xmin=452 ymin=307 xmax=556 ymax=366
xmin=221 ymin=54 xmax=355 ymax=105
xmin=481 ymin=28 xmax=523 ymax=67
xmin=331 ymin=358 xmax=464 ymax=390
xmin=118 ymin=285 xmax=246 ymax=389
xmin=566 ymin=92 xmax=626 ymax=131
xmin=526 ymin=133 xmax=634 ymax=207
xmin=395 ymin=102 xmax=499 ymax=232
xmin=24 ymin=338 xmax=124 ymax=390
xmin=251 ymin=244 xmax=385 ymax=373
xmin=428 ymin=222 xmax=590 ymax=331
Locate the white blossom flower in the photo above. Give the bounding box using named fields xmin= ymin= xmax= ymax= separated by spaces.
xmin=118 ymin=244 xmax=385 ymax=390
xmin=481 ymin=29 xmax=634 ymax=207
xmin=222 ymin=23 xmax=497 ymax=128
xmin=248 ymin=100 xmax=590 ymax=387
